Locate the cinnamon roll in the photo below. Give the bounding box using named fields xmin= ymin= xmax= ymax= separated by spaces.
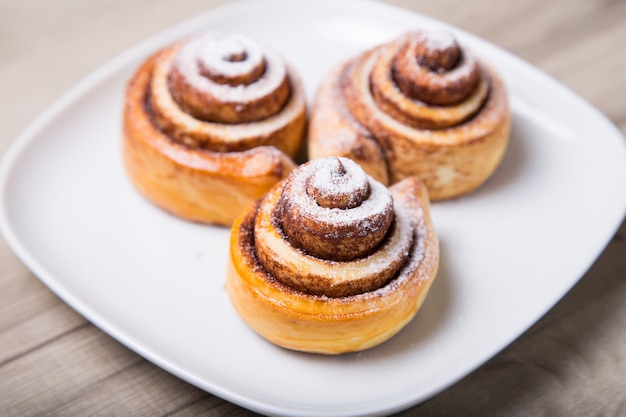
xmin=226 ymin=157 xmax=439 ymax=354
xmin=308 ymin=30 xmax=511 ymax=200
xmin=123 ymin=32 xmax=307 ymax=225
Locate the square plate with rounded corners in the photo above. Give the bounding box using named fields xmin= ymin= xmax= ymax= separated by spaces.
xmin=1 ymin=1 xmax=625 ymax=416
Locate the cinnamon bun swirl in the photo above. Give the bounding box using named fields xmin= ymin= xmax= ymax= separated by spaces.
xmin=308 ymin=30 xmax=510 ymax=200
xmin=226 ymin=157 xmax=439 ymax=354
xmin=123 ymin=32 xmax=307 ymax=225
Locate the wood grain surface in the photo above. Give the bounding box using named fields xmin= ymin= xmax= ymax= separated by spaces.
xmin=1 ymin=0 xmax=625 ymax=415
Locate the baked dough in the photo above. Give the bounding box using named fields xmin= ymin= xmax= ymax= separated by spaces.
xmin=308 ymin=30 xmax=510 ymax=200
xmin=226 ymin=157 xmax=439 ymax=354
xmin=123 ymin=31 xmax=307 ymax=226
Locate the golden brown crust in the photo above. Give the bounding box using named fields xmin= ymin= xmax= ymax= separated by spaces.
xmin=308 ymin=30 xmax=511 ymax=200
xmin=307 ymin=64 xmax=390 ymax=185
xmin=226 ymin=158 xmax=439 ymax=354
xmin=122 ymin=33 xmax=307 ymax=226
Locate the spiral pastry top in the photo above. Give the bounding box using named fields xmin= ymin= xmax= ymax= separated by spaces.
xmin=168 ymin=32 xmax=288 ymax=124
xmin=123 ymin=31 xmax=307 ymax=225
xmin=308 ymin=29 xmax=511 ymax=200
xmin=226 ymin=157 xmax=440 ymax=354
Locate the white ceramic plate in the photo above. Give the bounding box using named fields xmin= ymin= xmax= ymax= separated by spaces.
xmin=1 ymin=1 xmax=626 ymax=416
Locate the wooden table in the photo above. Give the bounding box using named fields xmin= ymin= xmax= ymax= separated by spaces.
xmin=2 ymin=0 xmax=625 ymax=415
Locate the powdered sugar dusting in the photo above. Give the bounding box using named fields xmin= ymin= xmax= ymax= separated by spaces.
xmin=309 ymin=157 xmax=369 ymax=208
xmin=288 ymin=157 xmax=391 ymax=234
xmin=418 ymin=29 xmax=456 ymax=53
xmin=196 ymin=32 xmax=263 ymax=78
xmin=173 ymin=31 xmax=286 ymax=103
xmin=353 ymin=51 xmax=493 ymax=145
